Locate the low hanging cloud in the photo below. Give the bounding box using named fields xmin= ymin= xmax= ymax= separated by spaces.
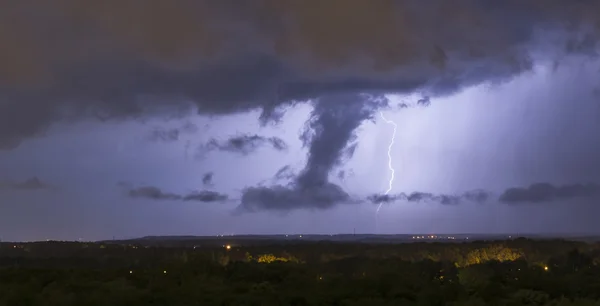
xmin=0 ymin=177 xmax=56 ymax=191
xmin=125 ymin=186 xmax=228 ymax=203
xmin=197 ymin=134 xmax=288 ymax=157
xmin=236 ymin=94 xmax=386 ymax=213
xmin=183 ymin=191 xmax=228 ymax=203
xmin=367 ymin=182 xmax=600 ymax=206
xmin=128 ymin=186 xmax=182 ymax=201
xmin=367 ymin=189 xmax=491 ymax=205
xmin=237 ymin=183 xmax=360 ymax=213
xmin=499 ymin=182 xmax=600 ymax=204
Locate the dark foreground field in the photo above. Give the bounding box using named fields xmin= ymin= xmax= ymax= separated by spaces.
xmin=2 ymin=236 xmax=600 ymax=306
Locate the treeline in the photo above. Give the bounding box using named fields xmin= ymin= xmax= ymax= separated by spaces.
xmin=1 ymin=238 xmax=596 ymax=267
xmin=0 ymin=239 xmax=600 ymax=305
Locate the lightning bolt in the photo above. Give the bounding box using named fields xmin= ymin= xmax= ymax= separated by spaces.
xmin=376 ymin=111 xmax=397 ymax=232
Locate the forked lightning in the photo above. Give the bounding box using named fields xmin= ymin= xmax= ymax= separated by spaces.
xmin=376 ymin=111 xmax=397 ymax=232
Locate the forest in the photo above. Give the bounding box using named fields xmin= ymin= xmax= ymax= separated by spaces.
xmin=1 ymin=238 xmax=600 ymax=305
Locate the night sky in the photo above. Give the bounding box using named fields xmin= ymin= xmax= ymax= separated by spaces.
xmin=2 ymin=1 xmax=600 ymax=241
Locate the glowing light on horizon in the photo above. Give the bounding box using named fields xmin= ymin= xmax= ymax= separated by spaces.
xmin=376 ymin=111 xmax=397 ymax=233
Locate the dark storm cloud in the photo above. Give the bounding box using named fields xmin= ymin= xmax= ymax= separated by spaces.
xmin=297 ymin=94 xmax=386 ymax=188
xmin=126 ymin=186 xmax=228 ymax=203
xmin=499 ymin=183 xmax=600 ymax=204
xmin=237 ymin=183 xmax=359 ymax=213
xmin=237 ymin=94 xmax=385 ymax=212
xmin=202 ymin=172 xmax=214 ymax=187
xmin=183 ymin=191 xmax=228 ymax=203
xmin=368 ymin=189 xmax=492 ymax=205
xmin=4 ymin=0 xmax=600 ymax=213
xmin=2 ymin=0 xmax=599 ymax=149
xmin=0 ymin=177 xmax=55 ymax=191
xmin=127 ymin=186 xmax=182 ymax=201
xmin=197 ymin=134 xmax=288 ymax=157
xmin=368 ymin=182 xmax=600 ymax=206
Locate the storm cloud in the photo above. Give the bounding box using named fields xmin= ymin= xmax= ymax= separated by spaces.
xmin=367 ymin=182 xmax=600 ymax=206
xmin=499 ymin=183 xmax=600 ymax=204
xmin=3 ymin=1 xmax=600 ymax=216
xmin=126 ymin=186 xmax=228 ymax=203
xmin=368 ymin=189 xmax=491 ymax=205
xmin=2 ymin=1 xmax=600 ymax=150
xmin=237 ymin=183 xmax=357 ymax=213
xmin=236 ymin=94 xmax=385 ymax=212
xmin=7 ymin=1 xmax=600 ymax=239
xmin=183 ymin=191 xmax=228 ymax=203
xmin=127 ymin=186 xmax=183 ymax=201
xmin=197 ymin=134 xmax=288 ymax=157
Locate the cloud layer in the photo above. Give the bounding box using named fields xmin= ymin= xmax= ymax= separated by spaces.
xmin=499 ymin=183 xmax=600 ymax=204
xmin=368 ymin=189 xmax=491 ymax=205
xmin=2 ymin=1 xmax=599 ymax=149
xmin=4 ymin=1 xmax=600 ymax=214
xmin=197 ymin=134 xmax=288 ymax=157
xmin=237 ymin=183 xmax=358 ymax=213
xmin=123 ymin=180 xmax=600 ymax=212
xmin=126 ymin=186 xmax=228 ymax=203
xmin=365 ymin=182 xmax=600 ymax=207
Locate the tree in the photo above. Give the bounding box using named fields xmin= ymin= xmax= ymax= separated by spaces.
xmin=457 ymin=265 xmax=494 ymax=293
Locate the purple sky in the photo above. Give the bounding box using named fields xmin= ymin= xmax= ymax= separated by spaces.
xmin=2 ymin=1 xmax=600 ymax=240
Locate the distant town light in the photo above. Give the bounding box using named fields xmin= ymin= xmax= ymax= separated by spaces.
xmin=225 ymin=245 xmax=231 ymax=250
xmin=163 ymin=270 xmax=167 ymax=274
xmin=129 ymin=270 xmax=133 ymax=274
xmin=544 ymin=266 xmax=549 ymax=271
